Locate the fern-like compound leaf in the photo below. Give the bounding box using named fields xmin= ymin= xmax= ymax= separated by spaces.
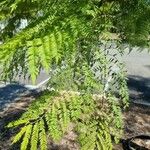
xmin=30 ymin=122 xmax=39 ymax=150
xmin=12 ymin=126 xmax=27 ymax=144
xmin=21 ymin=124 xmax=32 ymax=150
xmin=39 ymin=119 xmax=47 ymax=150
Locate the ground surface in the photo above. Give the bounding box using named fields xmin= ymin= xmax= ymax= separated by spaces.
xmin=0 ymin=93 xmax=149 ymax=150
xmin=123 ymin=49 xmax=150 ymax=104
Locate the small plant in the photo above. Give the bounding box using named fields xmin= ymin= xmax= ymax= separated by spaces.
xmin=7 ymin=91 xmax=124 ymax=150
xmin=7 ymin=42 xmax=129 ymax=150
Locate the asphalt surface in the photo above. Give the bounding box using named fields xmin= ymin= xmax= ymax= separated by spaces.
xmin=0 ymin=49 xmax=150 ymax=110
xmin=123 ymin=49 xmax=150 ymax=103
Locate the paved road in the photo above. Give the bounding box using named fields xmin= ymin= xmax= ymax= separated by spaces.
xmin=0 ymin=49 xmax=150 ymax=110
xmin=123 ymin=49 xmax=150 ymax=103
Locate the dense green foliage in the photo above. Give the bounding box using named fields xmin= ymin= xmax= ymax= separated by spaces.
xmin=8 ymin=90 xmax=123 ymax=150
xmin=0 ymin=0 xmax=150 ymax=81
xmin=0 ymin=0 xmax=150 ymax=149
xmin=7 ymin=43 xmax=128 ymax=149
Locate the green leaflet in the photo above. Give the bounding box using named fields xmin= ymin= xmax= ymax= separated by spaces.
xmin=12 ymin=126 xmax=27 ymax=144
xmin=30 ymin=122 xmax=39 ymax=150
xmin=27 ymin=40 xmax=39 ymax=84
xmin=7 ymin=119 xmax=28 ymax=128
xmin=60 ymin=100 xmax=70 ymax=132
xmin=21 ymin=125 xmax=32 ymax=150
xmin=50 ymin=33 xmax=59 ymax=62
xmin=48 ymin=103 xmax=62 ymax=141
xmin=39 ymin=120 xmax=47 ymax=150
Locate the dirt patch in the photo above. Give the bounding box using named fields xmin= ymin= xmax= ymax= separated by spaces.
xmin=0 ymin=94 xmax=34 ymax=150
xmin=114 ymin=103 xmax=150 ymax=150
xmin=123 ymin=103 xmax=150 ymax=138
xmin=0 ymin=96 xmax=150 ymax=150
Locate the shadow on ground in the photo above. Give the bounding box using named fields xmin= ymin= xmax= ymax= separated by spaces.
xmin=127 ymin=75 xmax=150 ymax=103
xmin=0 ymin=84 xmax=29 ymax=110
xmin=0 ymin=75 xmax=150 ymax=110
